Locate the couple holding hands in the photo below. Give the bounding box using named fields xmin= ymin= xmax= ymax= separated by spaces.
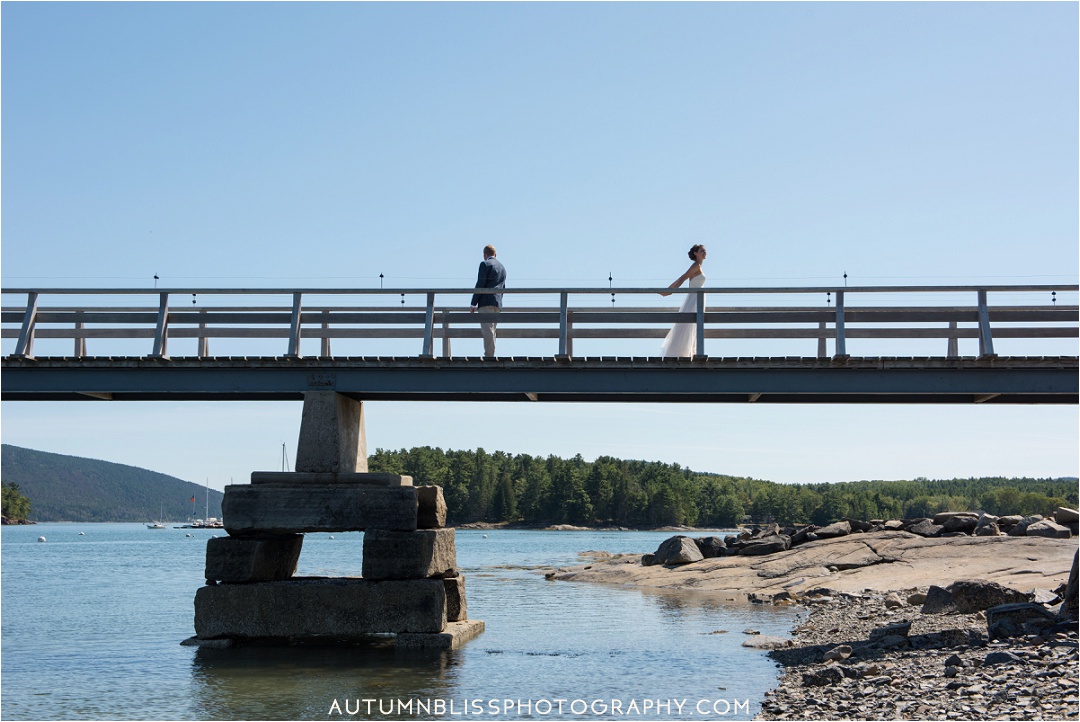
xmin=469 ymin=243 xmax=707 ymax=358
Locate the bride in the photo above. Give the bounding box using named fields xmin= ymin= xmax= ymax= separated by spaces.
xmin=660 ymin=245 xmax=707 ymax=357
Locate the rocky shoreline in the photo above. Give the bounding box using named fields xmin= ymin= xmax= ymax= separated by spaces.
xmin=545 ymin=510 xmax=1079 ymax=721
xmin=755 ymin=580 xmax=1078 ymax=720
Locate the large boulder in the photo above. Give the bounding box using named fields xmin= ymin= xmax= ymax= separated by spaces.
xmin=693 ymin=536 xmax=728 ymax=558
xmin=1054 ymin=507 xmax=1079 ymax=525
xmin=986 ymin=602 xmax=1058 ymax=639
xmin=789 ymin=525 xmax=818 ymax=546
xmin=933 ymin=511 xmax=979 ymax=526
xmin=947 ymin=579 xmax=1030 ymax=613
xmin=974 ymin=522 xmax=1001 ymax=537
xmin=649 ymin=536 xmax=704 ymax=565
xmin=921 ymin=585 xmax=957 ymax=614
xmin=906 ymin=519 xmax=943 ymax=538
xmin=1007 ymin=515 xmax=1044 ymax=537
xmin=815 ymin=520 xmax=852 ymax=539
xmin=1024 ymin=519 xmax=1072 ymax=539
xmin=941 ymin=515 xmax=979 ymax=535
xmin=739 ymin=535 xmax=791 ymax=556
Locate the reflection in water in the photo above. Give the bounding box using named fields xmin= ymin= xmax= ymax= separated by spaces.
xmin=191 ymin=645 xmax=459 ymax=720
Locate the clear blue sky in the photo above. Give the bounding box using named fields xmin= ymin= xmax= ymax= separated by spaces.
xmin=2 ymin=2 xmax=1077 ymax=489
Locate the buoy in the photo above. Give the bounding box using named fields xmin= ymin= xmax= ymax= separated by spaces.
xmin=37 ymin=536 xmax=46 ymax=543
xmin=186 ymin=533 xmax=193 ymax=538
xmin=78 ymin=532 xmax=85 ymax=536
xmin=329 ymin=535 xmax=335 ymax=540
xmin=482 ymin=534 xmax=488 ymax=539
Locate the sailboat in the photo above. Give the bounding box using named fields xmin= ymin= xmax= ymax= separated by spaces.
xmin=146 ymin=504 xmax=167 ymax=529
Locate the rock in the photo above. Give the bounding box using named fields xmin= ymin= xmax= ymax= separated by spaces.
xmin=941 ymin=515 xmax=979 ymax=535
xmin=944 ymin=665 xmax=961 ymax=677
xmin=932 ymin=511 xmax=979 ymax=525
xmin=1053 ymin=507 xmax=1079 ymax=525
xmin=823 ymin=644 xmax=853 ymax=661
xmin=741 ymin=635 xmax=793 ymax=650
xmin=1029 ymin=588 xmax=1061 ymax=606
xmin=1025 ymin=519 xmax=1072 ymax=539
xmin=974 ymin=522 xmax=1000 ymax=536
xmin=789 ymin=525 xmax=818 ymax=546
xmin=640 ymin=553 xmax=657 ymax=566
xmin=802 ymin=668 xmax=845 ymax=686
xmin=739 ymin=535 xmax=791 ymax=556
xmin=922 ymin=585 xmax=957 ymax=614
xmin=983 ymin=650 xmax=1023 ymax=667
xmin=884 ymin=592 xmax=904 ymax=609
xmin=693 ymin=536 xmax=727 ymax=558
xmin=996 ymin=514 xmax=1024 ymax=527
xmin=416 ymin=486 xmax=447 ymax=529
xmin=907 ymin=519 xmax=943 ymax=537
xmin=947 ymin=579 xmax=1030 ymax=613
xmin=752 ymin=523 xmax=782 ymax=539
xmin=874 ymin=634 xmax=909 ymax=649
xmin=943 ymin=653 xmax=965 ymax=667
xmin=883 ymin=519 xmax=905 ymax=530
xmin=907 ymin=591 xmax=927 ymax=606
xmin=204 ymin=534 xmax=303 ymax=583
xmin=815 ymin=520 xmax=852 ymax=539
xmin=869 ymin=621 xmax=911 ymax=641
xmin=362 ymin=528 xmax=457 ymax=580
xmin=986 ymin=602 xmax=1058 ymax=639
xmin=976 ymin=513 xmax=999 ymax=528
xmin=844 ymin=518 xmax=872 ymax=533
xmin=650 ymin=536 xmax=704 ymax=565
xmin=1007 ymin=515 xmax=1044 ymax=536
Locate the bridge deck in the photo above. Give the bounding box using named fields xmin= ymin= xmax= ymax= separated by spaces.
xmin=2 ymin=355 xmax=1075 ymax=404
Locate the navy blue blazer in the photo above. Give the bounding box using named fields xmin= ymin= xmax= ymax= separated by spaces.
xmin=471 ymin=257 xmax=506 ymax=308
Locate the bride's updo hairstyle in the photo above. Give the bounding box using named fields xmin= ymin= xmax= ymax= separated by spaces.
xmin=688 ymin=244 xmax=706 ymax=260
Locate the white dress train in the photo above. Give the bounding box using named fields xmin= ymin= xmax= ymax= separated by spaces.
xmin=661 ymin=273 xmax=706 ymax=357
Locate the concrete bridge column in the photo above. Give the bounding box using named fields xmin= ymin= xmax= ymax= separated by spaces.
xmin=295 ymin=391 xmax=367 ymax=473
xmin=183 ymin=391 xmax=483 ymax=650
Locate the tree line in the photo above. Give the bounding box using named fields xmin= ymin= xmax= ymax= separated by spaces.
xmin=2 ymin=483 xmax=32 ymax=522
xmin=369 ymin=446 xmax=1078 ymax=528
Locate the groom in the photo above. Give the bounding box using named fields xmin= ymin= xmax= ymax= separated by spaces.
xmin=469 ymin=245 xmax=507 ymax=357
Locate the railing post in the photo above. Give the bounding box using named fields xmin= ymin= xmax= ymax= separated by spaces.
xmin=198 ymin=310 xmax=210 ymax=359
xmin=977 ymin=290 xmax=995 ymax=357
xmin=441 ymin=310 xmax=452 ymax=358
xmin=422 ymin=293 xmax=435 ymax=357
xmin=834 ymin=290 xmax=847 ymax=357
xmin=12 ymin=291 xmax=39 ymax=359
xmin=695 ymin=288 xmax=706 ymax=357
xmin=286 ymin=292 xmax=303 ymax=358
xmin=947 ymin=321 xmax=958 ymax=358
xmin=817 ymin=321 xmax=827 ymax=358
xmin=558 ymin=292 xmax=569 ymax=357
xmin=74 ymin=310 xmax=86 ymax=358
xmin=321 ymin=310 xmax=331 ymax=358
xmin=151 ymin=292 xmax=170 ymax=358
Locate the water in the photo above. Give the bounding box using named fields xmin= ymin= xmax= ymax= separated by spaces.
xmin=2 ymin=524 xmax=801 ymax=720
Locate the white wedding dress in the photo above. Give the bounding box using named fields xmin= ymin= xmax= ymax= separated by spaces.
xmin=661 ymin=273 xmax=706 ymax=357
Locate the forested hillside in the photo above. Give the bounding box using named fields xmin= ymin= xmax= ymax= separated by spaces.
xmin=3 ymin=442 xmax=1074 ymax=527
xmin=0 ymin=445 xmax=223 ymax=522
xmin=369 ymin=446 xmax=1078 ymax=528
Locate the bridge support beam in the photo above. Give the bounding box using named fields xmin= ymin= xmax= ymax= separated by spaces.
xmin=295 ymin=391 xmax=367 ymax=473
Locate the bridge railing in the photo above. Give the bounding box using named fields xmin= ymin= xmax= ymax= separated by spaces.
xmin=2 ymin=285 xmax=1077 ymax=360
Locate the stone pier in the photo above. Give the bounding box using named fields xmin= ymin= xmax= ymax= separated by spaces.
xmin=183 ymin=391 xmax=484 ymax=650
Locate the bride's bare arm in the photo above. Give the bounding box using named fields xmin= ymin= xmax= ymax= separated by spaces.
xmin=660 ymin=263 xmax=701 ymax=297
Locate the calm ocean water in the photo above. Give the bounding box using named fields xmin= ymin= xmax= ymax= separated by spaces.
xmin=1 ymin=524 xmax=801 ymax=721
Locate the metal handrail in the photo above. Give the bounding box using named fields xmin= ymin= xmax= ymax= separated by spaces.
xmin=3 ymin=284 xmax=1077 ymax=361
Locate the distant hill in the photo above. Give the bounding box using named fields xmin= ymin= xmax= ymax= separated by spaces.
xmin=0 ymin=444 xmax=223 ymax=523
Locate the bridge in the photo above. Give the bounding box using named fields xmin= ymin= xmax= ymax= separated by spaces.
xmin=2 ymin=284 xmax=1077 ymax=404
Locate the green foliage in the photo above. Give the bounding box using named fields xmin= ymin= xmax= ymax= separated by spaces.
xmin=1 ymin=444 xmax=223 ymax=522
xmin=369 ymin=445 xmax=1078 ymax=528
xmin=2 ymin=482 xmax=32 ymax=521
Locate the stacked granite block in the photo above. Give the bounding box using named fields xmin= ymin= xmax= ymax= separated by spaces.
xmin=186 ymin=392 xmax=483 ymax=650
